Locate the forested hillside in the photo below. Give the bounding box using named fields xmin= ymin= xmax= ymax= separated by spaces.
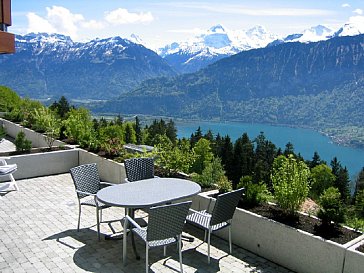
xmin=92 ymin=34 xmax=364 ymax=147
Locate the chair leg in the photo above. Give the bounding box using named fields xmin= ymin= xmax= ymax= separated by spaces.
xmin=229 ymin=225 xmax=232 ymax=254
xmin=77 ymin=202 xmax=81 ymax=231
xmin=178 ymin=236 xmax=183 ymax=273
xmin=96 ymin=207 xmax=101 ymax=241
xmin=146 ymin=244 xmax=149 ymax=273
xmin=9 ymin=174 xmax=19 ymax=191
xmin=207 ymin=228 xmax=211 ymax=264
xmin=204 ymin=230 xmax=207 ymax=242
xmin=163 ymin=246 xmax=167 ymax=257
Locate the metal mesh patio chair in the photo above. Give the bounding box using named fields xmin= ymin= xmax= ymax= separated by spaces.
xmin=124 ymin=157 xmax=157 ymax=183
xmin=126 ymin=201 xmax=192 ymax=273
xmin=186 ymin=188 xmax=244 ymax=263
xmin=70 ymin=163 xmax=113 ymax=241
xmin=0 ymin=157 xmax=18 ymax=192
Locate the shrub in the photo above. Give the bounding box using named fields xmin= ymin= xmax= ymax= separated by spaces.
xmin=15 ymin=131 xmax=32 ymax=153
xmin=310 ymin=164 xmax=335 ymax=200
xmin=0 ymin=125 xmax=6 ymax=139
xmin=192 ymin=157 xmax=225 ymax=188
xmin=216 ymin=175 xmax=233 ymax=194
xmin=354 ymin=189 xmax=364 ymax=218
xmin=317 ymin=187 xmax=346 ymax=225
xmin=238 ymin=176 xmax=271 ymax=206
xmin=63 ymin=108 xmax=95 ymax=147
xmin=271 ymin=154 xmax=310 ymax=216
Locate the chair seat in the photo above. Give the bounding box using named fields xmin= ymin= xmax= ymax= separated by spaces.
xmin=80 ymin=197 xmax=109 ymax=208
xmin=186 ymin=210 xmax=229 ymax=232
xmin=0 ymin=164 xmax=17 ymax=175
xmin=132 ymin=227 xmax=177 ymax=248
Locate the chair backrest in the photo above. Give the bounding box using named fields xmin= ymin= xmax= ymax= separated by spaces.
xmin=210 ymin=188 xmax=244 ymax=226
xmin=147 ymin=201 xmax=192 ymax=242
xmin=70 ymin=163 xmax=101 ymax=198
xmin=124 ymin=157 xmax=155 ymax=182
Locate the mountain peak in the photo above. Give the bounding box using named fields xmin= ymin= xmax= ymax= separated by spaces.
xmin=208 ymin=24 xmax=226 ymax=33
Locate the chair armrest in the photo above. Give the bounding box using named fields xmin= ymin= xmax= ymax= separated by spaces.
xmin=100 ymin=181 xmax=114 ymax=188
xmin=188 ymin=208 xmax=212 ymax=219
xmin=75 ymin=190 xmax=95 ymax=196
xmin=125 ymin=215 xmax=144 ymax=230
xmin=0 ymin=157 xmax=10 ymax=165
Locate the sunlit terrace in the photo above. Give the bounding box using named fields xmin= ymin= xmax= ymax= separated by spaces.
xmin=0 ymin=173 xmax=294 ymax=273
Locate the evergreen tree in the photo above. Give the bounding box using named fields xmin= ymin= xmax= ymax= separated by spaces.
xmin=166 ymin=119 xmax=177 ymax=144
xmin=212 ymin=133 xmax=223 ymax=156
xmin=50 ymin=96 xmax=71 ymax=118
xmin=204 ymin=129 xmax=214 ymax=142
xmin=309 ymin=151 xmax=324 ymax=169
xmin=355 ymin=167 xmax=364 ymax=196
xmin=190 ymin=126 xmax=203 ymax=147
xmin=124 ymin=122 xmax=136 ymax=144
xmin=283 ymin=142 xmax=294 ymax=156
xmin=253 ymin=132 xmax=277 ymax=186
xmin=220 ymin=135 xmax=234 ymax=181
xmin=330 ymin=157 xmax=350 ymax=203
xmin=134 ymin=116 xmax=142 ymax=145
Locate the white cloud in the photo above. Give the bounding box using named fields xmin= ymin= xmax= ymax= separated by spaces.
xmin=45 ymin=6 xmax=84 ymax=38
xmin=353 ymin=9 xmax=363 ymax=15
xmin=160 ymin=3 xmax=333 ymax=17
xmin=26 ymin=6 xmax=88 ymax=39
xmin=26 ymin=12 xmax=56 ymax=33
xmin=348 ymin=15 xmax=364 ymax=30
xmin=81 ymin=20 xmax=105 ymax=30
xmin=167 ymin=28 xmax=203 ymax=34
xmin=342 ymin=3 xmax=351 ymax=8
xmin=105 ymin=8 xmax=154 ymax=25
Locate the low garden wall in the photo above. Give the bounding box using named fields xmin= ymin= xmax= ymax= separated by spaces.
xmin=193 ymin=190 xmax=364 ymax=273
xmin=1 ymin=118 xmax=65 ymax=148
xmin=343 ymin=239 xmax=364 ymax=273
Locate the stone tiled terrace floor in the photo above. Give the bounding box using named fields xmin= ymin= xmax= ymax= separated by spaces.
xmin=0 ymin=174 xmax=295 ymax=273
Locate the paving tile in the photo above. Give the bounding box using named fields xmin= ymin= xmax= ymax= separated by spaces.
xmin=0 ymin=173 xmax=295 ymax=272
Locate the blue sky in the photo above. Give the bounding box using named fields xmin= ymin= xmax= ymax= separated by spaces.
xmin=11 ymin=1 xmax=364 ymax=49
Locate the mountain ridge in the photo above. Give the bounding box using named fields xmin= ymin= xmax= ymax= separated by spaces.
xmin=0 ymin=33 xmax=176 ymax=100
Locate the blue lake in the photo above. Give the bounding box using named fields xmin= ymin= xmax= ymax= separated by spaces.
xmin=176 ymin=121 xmax=364 ymax=181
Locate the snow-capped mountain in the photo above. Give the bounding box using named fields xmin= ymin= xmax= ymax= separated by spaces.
xmin=1 ymin=33 xmax=175 ymax=99
xmin=268 ymin=25 xmax=334 ymax=46
xmin=333 ymin=18 xmax=364 ymax=37
xmin=158 ymin=24 xmax=278 ymax=73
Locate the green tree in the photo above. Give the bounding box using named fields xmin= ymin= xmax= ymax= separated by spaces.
xmin=63 ymin=107 xmax=95 ymax=147
xmin=219 ymin=135 xmax=234 ymax=181
xmin=124 ymin=122 xmax=136 ymax=144
xmin=309 ymin=151 xmax=325 ymax=169
xmin=190 ymin=126 xmax=203 ymax=147
xmin=271 ymin=154 xmax=310 ymax=216
xmin=283 ymin=142 xmax=295 ymax=156
xmin=191 ymin=138 xmax=213 ymax=174
xmin=317 ymin=187 xmax=346 ymax=226
xmin=166 ymin=119 xmax=177 ymax=144
xmin=354 ymin=168 xmax=364 ymax=197
xmin=193 ymin=157 xmax=226 ymax=188
xmin=0 ymin=86 xmax=21 ymax=112
xmin=330 ymin=157 xmax=350 ymax=203
xmin=135 ymin=116 xmax=142 ymax=145
xmin=49 ymin=96 xmax=71 ymax=118
xmin=15 ymin=131 xmax=32 ymax=152
xmin=310 ymin=164 xmax=335 ymax=200
xmin=253 ymin=132 xmax=277 ymax=186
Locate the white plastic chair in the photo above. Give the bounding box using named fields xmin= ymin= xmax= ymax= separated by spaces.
xmin=0 ymin=157 xmax=18 ymax=192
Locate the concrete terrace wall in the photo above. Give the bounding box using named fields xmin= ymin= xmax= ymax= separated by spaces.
xmin=1 ymin=118 xmax=65 ymax=148
xmin=1 ymin=148 xmax=127 ymax=184
xmin=193 ymin=190 xmax=364 ymax=273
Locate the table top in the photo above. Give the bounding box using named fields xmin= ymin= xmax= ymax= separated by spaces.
xmin=96 ymin=177 xmax=201 ymax=208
